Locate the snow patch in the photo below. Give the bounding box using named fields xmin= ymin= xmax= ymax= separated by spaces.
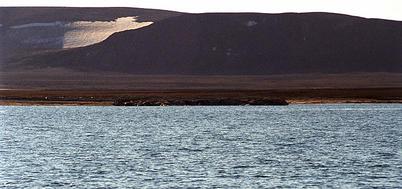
xmin=8 ymin=17 xmax=153 ymax=48
xmin=246 ymin=20 xmax=258 ymax=27
xmin=63 ymin=17 xmax=152 ymax=48
xmin=226 ymin=48 xmax=233 ymax=56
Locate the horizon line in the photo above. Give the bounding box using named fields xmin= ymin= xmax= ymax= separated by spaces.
xmin=1 ymin=6 xmax=402 ymax=22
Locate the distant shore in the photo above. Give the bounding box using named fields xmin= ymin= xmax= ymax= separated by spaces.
xmin=1 ymin=88 xmax=401 ymax=106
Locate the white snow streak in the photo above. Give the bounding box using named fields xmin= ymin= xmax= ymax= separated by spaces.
xmin=11 ymin=21 xmax=64 ymax=29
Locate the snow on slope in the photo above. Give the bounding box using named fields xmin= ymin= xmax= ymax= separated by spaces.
xmin=7 ymin=17 xmax=152 ymax=49
xmin=63 ymin=17 xmax=152 ymax=48
xmin=10 ymin=22 xmax=64 ymax=29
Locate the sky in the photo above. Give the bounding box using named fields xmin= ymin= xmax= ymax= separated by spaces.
xmin=1 ymin=0 xmax=402 ymax=21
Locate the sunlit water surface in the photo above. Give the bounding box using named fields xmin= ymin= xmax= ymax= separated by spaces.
xmin=1 ymin=104 xmax=401 ymax=188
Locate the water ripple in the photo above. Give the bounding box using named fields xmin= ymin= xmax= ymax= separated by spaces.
xmin=0 ymin=104 xmax=401 ymax=188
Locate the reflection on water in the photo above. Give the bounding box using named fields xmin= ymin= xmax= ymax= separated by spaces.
xmin=0 ymin=104 xmax=401 ymax=188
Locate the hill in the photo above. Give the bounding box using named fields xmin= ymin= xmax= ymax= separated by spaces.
xmin=14 ymin=12 xmax=402 ymax=74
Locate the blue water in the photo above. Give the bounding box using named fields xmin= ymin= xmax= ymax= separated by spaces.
xmin=0 ymin=104 xmax=401 ymax=188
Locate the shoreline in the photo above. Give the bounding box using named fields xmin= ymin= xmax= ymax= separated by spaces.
xmin=1 ymin=100 xmax=402 ymax=106
xmin=1 ymin=88 xmax=401 ymax=106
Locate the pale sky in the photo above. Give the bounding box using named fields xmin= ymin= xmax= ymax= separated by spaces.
xmin=2 ymin=0 xmax=402 ymax=21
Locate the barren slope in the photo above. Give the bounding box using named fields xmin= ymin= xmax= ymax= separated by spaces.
xmin=16 ymin=12 xmax=402 ymax=74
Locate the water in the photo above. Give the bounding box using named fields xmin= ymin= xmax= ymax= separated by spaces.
xmin=0 ymin=104 xmax=401 ymax=188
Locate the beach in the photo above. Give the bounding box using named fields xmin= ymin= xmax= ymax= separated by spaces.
xmin=1 ymin=88 xmax=401 ymax=106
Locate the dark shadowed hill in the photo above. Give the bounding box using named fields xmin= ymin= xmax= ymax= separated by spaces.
xmin=9 ymin=12 xmax=402 ymax=74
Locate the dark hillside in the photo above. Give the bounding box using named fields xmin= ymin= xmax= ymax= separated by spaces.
xmin=20 ymin=12 xmax=402 ymax=74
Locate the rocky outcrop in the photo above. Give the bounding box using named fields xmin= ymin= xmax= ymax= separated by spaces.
xmin=113 ymin=98 xmax=288 ymax=106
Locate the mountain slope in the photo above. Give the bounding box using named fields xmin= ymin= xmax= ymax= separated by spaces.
xmin=10 ymin=12 xmax=402 ymax=74
xmin=0 ymin=7 xmax=181 ymax=64
xmin=0 ymin=7 xmax=180 ymax=26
